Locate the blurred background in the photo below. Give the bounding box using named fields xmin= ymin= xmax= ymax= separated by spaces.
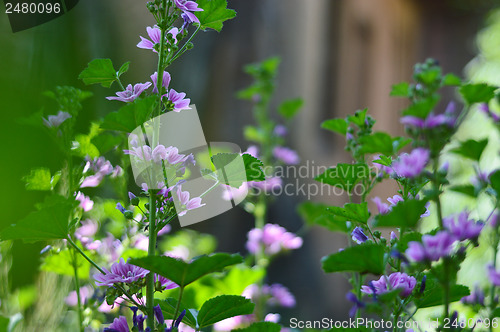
xmin=2 ymin=0 xmax=500 ymax=328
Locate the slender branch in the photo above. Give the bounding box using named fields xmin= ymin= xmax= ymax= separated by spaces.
xmin=146 ymin=191 xmax=158 ymax=329
xmin=71 ymin=247 xmax=84 ymax=332
xmin=172 ymin=286 xmax=185 ymax=326
xmin=170 ymin=26 xmax=201 ymax=63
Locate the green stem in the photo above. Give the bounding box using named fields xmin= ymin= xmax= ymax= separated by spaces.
xmin=490 ymin=217 xmax=499 ymax=332
xmin=146 ymin=191 xmax=158 ymax=329
xmin=170 ymin=26 xmax=201 ymax=63
xmin=71 ymin=247 xmax=84 ymax=332
xmin=173 ymin=286 xmax=185 ymax=326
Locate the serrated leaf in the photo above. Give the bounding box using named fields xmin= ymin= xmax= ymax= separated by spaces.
xmin=198 ymin=295 xmax=254 ymax=328
xmin=211 ymin=153 xmax=265 ymax=188
xmin=101 ymin=96 xmax=156 ymax=132
xmin=157 ymin=298 xmax=198 ymax=328
xmin=298 ymin=202 xmax=348 ymax=233
xmin=450 ymin=139 xmax=488 ymax=161
xmin=232 ymin=322 xmax=281 ymax=332
xmin=390 ymin=82 xmax=410 ymax=97
xmin=375 ymin=199 xmax=428 ymax=228
xmin=0 ymin=195 xmax=76 ymax=243
xmin=443 ymin=73 xmax=461 ymax=86
xmin=315 ymin=163 xmax=369 ymax=193
xmin=78 ymin=59 xmax=117 ymax=88
xmin=460 ymin=83 xmax=496 ymax=105
xmin=278 ymin=98 xmax=303 ymax=120
xmin=41 ymin=248 xmax=91 ymax=279
xmin=327 ymin=202 xmax=370 ymax=224
xmin=117 ymin=61 xmax=130 ymax=78
xmin=347 ymin=109 xmax=367 ymax=127
xmin=321 ymin=118 xmax=348 ymax=135
xmin=322 ymin=243 xmax=385 ymax=275
xmin=22 ymin=168 xmax=59 ymax=191
xmin=196 ymin=0 xmax=236 ymax=32
xmin=130 ymin=253 xmax=243 ymax=288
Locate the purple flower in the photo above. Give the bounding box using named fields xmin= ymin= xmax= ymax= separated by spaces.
xmin=131 ymin=307 xmax=146 ymax=332
xmin=372 ymin=197 xmax=390 ymax=214
xmin=273 ymin=146 xmax=299 ymax=165
xmin=346 ymin=292 xmax=365 ymax=317
xmin=372 ymin=156 xmax=394 ymax=177
xmin=245 ymin=146 xmax=259 ymax=158
xmin=65 ymin=285 xmax=92 ymax=306
xmin=361 ymin=272 xmax=416 ymax=298
xmin=154 ymin=304 xmax=165 ymax=325
xmin=166 ymin=89 xmax=191 ymax=112
xmin=173 ymin=0 xmax=203 ymax=24
xmin=273 ymin=124 xmax=287 ymax=137
xmin=75 ymin=192 xmax=94 ymax=212
xmin=461 ymin=284 xmax=485 ymax=305
xmin=479 ymin=103 xmax=500 ymax=123
xmin=249 ymin=176 xmax=282 ymax=192
xmin=405 ymin=231 xmax=456 ymax=262
xmin=75 ymin=219 xmax=98 ymax=246
xmin=80 ymin=174 xmax=103 ymax=188
xmin=392 ymin=148 xmax=430 ymax=178
xmin=150 ymin=71 xmax=171 ymax=94
xmin=106 ymin=83 xmax=152 ymax=103
xmin=488 ymin=265 xmax=500 ymax=286
xmin=401 ymin=102 xmax=456 ymax=129
xmin=176 ymin=187 xmax=205 ymax=216
xmin=181 ymin=12 xmax=195 ymax=32
xmin=116 ymin=202 xmax=126 ymax=214
xmin=373 ymin=195 xmax=429 ymax=218
xmin=246 ymin=223 xmax=302 ymax=256
xmin=94 ymin=258 xmax=149 ymax=287
xmin=155 ymin=274 xmax=178 ymax=290
xmin=443 ymin=211 xmax=483 ymax=241
xmin=43 ymin=111 xmax=71 ymax=128
xmin=351 ymin=227 xmax=368 ymax=244
xmin=137 ymin=26 xmax=161 ymax=51
xmin=104 ymin=316 xmax=130 ymax=332
xmin=267 ymin=283 xmax=296 ymax=307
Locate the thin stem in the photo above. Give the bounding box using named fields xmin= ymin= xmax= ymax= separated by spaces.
xmin=490 ymin=211 xmax=499 ymax=332
xmin=71 ymin=247 xmax=84 ymax=332
xmin=170 ymin=26 xmax=201 ymax=63
xmin=146 ymin=191 xmax=158 ymax=329
xmin=173 ymin=286 xmax=185 ymax=326
xmin=200 ymin=180 xmax=220 ymax=198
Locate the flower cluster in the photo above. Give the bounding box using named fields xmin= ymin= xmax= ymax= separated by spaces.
xmin=246 ymin=223 xmax=302 ymax=256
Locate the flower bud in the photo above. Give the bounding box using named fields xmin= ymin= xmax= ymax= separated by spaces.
xmin=124 ymin=211 xmax=134 ymax=219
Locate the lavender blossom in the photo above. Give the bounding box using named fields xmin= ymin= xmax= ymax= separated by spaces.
xmin=106 ymin=83 xmax=152 ymax=103
xmin=266 ymin=283 xmax=296 ymax=307
xmin=104 ymin=316 xmax=130 ymax=332
xmin=479 ymin=103 xmax=500 ymax=123
xmin=488 ymin=265 xmax=500 ymax=286
xmin=94 ymin=258 xmax=149 ymax=287
xmin=401 ymin=102 xmax=456 ymax=129
xmin=246 ymin=223 xmax=302 ymax=256
xmin=173 ymin=0 xmax=203 ymax=24
xmin=361 ymin=272 xmax=416 ymax=298
xmin=166 ymin=89 xmax=191 ymax=112
xmin=273 ymin=124 xmax=287 ymax=137
xmin=137 ymin=26 xmax=161 ymax=51
xmin=373 ymin=195 xmax=429 ymax=218
xmin=176 ymin=187 xmax=205 ymax=216
xmin=43 ymin=111 xmax=71 ymax=128
xmin=249 ymin=176 xmax=282 ymax=192
xmin=405 ymin=231 xmax=456 ymax=262
xmin=351 ymin=227 xmax=368 ymax=244
xmin=346 ymin=292 xmax=365 ymax=317
xmin=443 ymin=211 xmax=484 ymax=241
xmin=392 ymin=148 xmax=430 ymax=178
xmin=272 ymin=146 xmax=300 ymax=165
xmin=150 ymin=71 xmax=171 ymax=94
xmin=65 ymin=285 xmax=92 ymax=306
xmin=461 ymin=284 xmax=485 ymax=305
xmin=75 ymin=191 xmax=94 ymax=212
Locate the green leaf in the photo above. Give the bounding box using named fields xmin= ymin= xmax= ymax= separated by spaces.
xmin=415 ymin=277 xmax=469 ymax=308
xmin=315 ymin=163 xmax=369 ymax=193
xmin=390 ymin=82 xmax=410 ymax=97
xmin=211 ymin=153 xmax=265 ymax=188
xmin=91 ymin=133 xmax=123 ymax=154
xmin=41 ymin=248 xmax=91 ymax=279
xmin=402 ymin=95 xmax=440 ymax=118
xmin=22 ymin=168 xmax=60 ymax=191
xmin=203 ymin=265 xmax=265 ymax=296
xmin=327 ymin=202 xmax=370 ymax=224
xmin=490 ymin=170 xmax=500 ymax=195
xmin=78 ymin=59 xmax=117 ymax=88
xmin=243 ymin=126 xmax=264 ymax=143
xmin=278 ymin=98 xmax=303 ymax=120
xmin=321 ymin=118 xmax=348 ymax=135
xmin=322 ymin=243 xmax=385 ymax=275
xmin=232 ymin=322 xmax=281 ymax=332
xmin=375 ymin=199 xmax=428 ymax=228
xmin=442 ymin=73 xmax=461 ymax=86
xmin=358 ymin=132 xmax=409 ymax=155
xmin=298 ymin=202 xmax=348 ymax=233
xmin=101 ymin=96 xmax=156 ymax=132
xmin=347 ymin=109 xmax=367 ymax=127
xmin=74 ymin=133 xmax=100 ymax=158
xmin=130 ymin=253 xmax=243 ymax=287
xmin=198 ymin=295 xmax=254 ymax=328
xmin=157 ymin=298 xmax=198 ymax=328
xmin=396 ymin=231 xmax=422 ymax=252
xmin=196 ymin=0 xmax=236 ymax=32
xmin=117 ymin=61 xmax=130 ymax=78
xmin=450 ymin=139 xmax=488 ymax=161
xmin=459 ymin=83 xmax=496 ymax=104
xmin=0 ymin=195 xmax=76 ymax=243
xmin=449 ymin=184 xmax=478 ymax=198
xmin=0 ymin=316 xmax=8 ymax=332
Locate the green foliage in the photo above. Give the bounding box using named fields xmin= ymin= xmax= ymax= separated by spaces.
xmin=327 ymin=202 xmax=370 ymax=224
xmin=415 ymin=277 xmax=469 ymax=308
xmin=459 ymin=83 xmax=496 ymax=104
xmin=130 ymin=253 xmax=243 ymax=287
xmin=211 ymin=153 xmax=265 ymax=188
xmin=322 ymin=244 xmax=385 ymax=275
xmin=196 ymin=0 xmax=236 ymax=32
xmin=443 ymin=73 xmax=462 ymax=86
xmin=157 ymin=298 xmax=198 ymax=328
xmin=197 ymin=295 xmax=254 ymax=328
xmin=315 ymin=163 xmax=369 ymax=193
xmin=298 ymin=202 xmax=348 ymax=233
xmin=41 ymin=248 xmax=91 ymax=279
xmin=375 ymin=199 xmax=428 ymax=228
xmin=232 ymin=322 xmax=282 ymax=332
xmin=450 ymin=139 xmax=488 ymax=161
xmin=278 ymin=98 xmax=303 ymax=120
xmin=449 ymin=184 xmax=479 ymax=198
xmin=390 ymin=82 xmax=410 ymax=97
xmin=401 ymin=95 xmax=440 ymax=118
xmin=490 ymin=170 xmax=500 ymax=194
xmin=43 ymin=86 xmax=93 ymax=116
xmin=0 ymin=195 xmax=76 ymax=243
xmin=100 ymin=96 xmax=156 ymax=132
xmin=22 ymin=168 xmax=60 ymax=191
xmin=91 ymin=132 xmax=123 ymax=155
xmin=78 ymin=59 xmax=129 ymax=88
xmin=321 ymin=118 xmax=348 ymax=135
xmin=358 ymin=132 xmax=409 ymax=155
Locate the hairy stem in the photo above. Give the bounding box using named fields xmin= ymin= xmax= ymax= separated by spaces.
xmin=146 ymin=191 xmax=158 ymax=329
